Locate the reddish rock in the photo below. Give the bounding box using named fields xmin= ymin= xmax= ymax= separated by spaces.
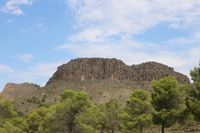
xmin=46 ymin=58 xmax=190 ymax=85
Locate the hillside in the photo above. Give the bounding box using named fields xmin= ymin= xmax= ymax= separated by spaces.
xmin=0 ymin=58 xmax=190 ymax=113
xmin=0 ymin=83 xmax=40 ymax=113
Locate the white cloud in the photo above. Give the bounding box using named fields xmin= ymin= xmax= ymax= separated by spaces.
xmin=35 ymin=23 xmax=43 ymax=27
xmin=1 ymin=0 xmax=33 ymax=15
xmin=0 ymin=62 xmax=62 ymax=92
xmin=1 ymin=62 xmax=62 ymax=79
xmin=166 ymin=31 xmax=200 ymax=47
xmin=0 ymin=63 xmax=15 ymax=73
xmin=167 ymin=37 xmax=198 ymax=45
xmin=17 ymin=54 xmax=33 ymax=62
xmin=53 ymin=0 xmax=200 ymax=81
xmin=10 ymin=62 xmax=62 ymax=86
xmin=193 ymin=32 xmax=200 ymax=39
xmin=26 ymin=63 xmax=62 ymax=77
xmin=188 ymin=45 xmax=200 ymax=60
xmin=54 ymin=42 xmax=182 ymax=65
xmin=66 ymin=0 xmax=200 ymax=42
xmin=54 ymin=40 xmax=200 ymax=79
xmin=0 ymin=78 xmax=4 ymax=82
xmin=68 ymin=29 xmax=104 ymax=42
xmin=7 ymin=19 xmax=13 ymax=23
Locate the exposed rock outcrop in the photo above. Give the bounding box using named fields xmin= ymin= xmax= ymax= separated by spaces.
xmin=46 ymin=58 xmax=190 ymax=85
xmin=0 ymin=83 xmax=40 ymax=114
xmin=0 ymin=58 xmax=191 ymax=114
xmin=0 ymin=83 xmax=38 ymax=101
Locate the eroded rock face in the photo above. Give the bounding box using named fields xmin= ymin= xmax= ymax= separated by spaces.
xmin=0 ymin=83 xmax=38 ymax=101
xmin=46 ymin=58 xmax=190 ymax=85
xmin=0 ymin=58 xmax=191 ymax=114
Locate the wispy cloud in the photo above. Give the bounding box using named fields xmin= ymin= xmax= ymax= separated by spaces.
xmin=66 ymin=0 xmax=200 ymax=42
xmin=35 ymin=23 xmax=43 ymax=27
xmin=167 ymin=31 xmax=200 ymax=46
xmin=7 ymin=19 xmax=13 ymax=23
xmin=0 ymin=63 xmax=15 ymax=73
xmin=54 ymin=41 xmax=199 ymax=79
xmin=25 ymin=63 xmax=62 ymax=78
xmin=11 ymin=62 xmax=62 ymax=86
xmin=188 ymin=45 xmax=200 ymax=60
xmin=17 ymin=54 xmax=33 ymax=62
xmin=1 ymin=0 xmax=33 ymax=15
xmin=62 ymin=0 xmax=200 ymax=79
xmin=0 ymin=78 xmax=4 ymax=82
xmin=0 ymin=62 xmax=62 ymax=91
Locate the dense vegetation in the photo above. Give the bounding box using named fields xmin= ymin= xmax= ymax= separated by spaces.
xmin=0 ymin=62 xmax=200 ymax=133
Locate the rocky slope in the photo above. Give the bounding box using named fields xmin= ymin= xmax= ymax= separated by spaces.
xmin=1 ymin=58 xmax=190 ymax=113
xmin=1 ymin=83 xmax=38 ymax=100
xmin=47 ymin=58 xmax=190 ymax=85
xmin=0 ymin=83 xmax=40 ymax=113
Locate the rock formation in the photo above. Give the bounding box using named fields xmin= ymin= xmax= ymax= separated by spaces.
xmin=0 ymin=83 xmax=38 ymax=101
xmin=46 ymin=58 xmax=190 ymax=85
xmin=0 ymin=58 xmax=191 ymax=113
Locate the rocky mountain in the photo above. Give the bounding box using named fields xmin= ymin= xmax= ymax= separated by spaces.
xmin=1 ymin=83 xmax=38 ymax=100
xmin=1 ymin=58 xmax=190 ymax=114
xmin=47 ymin=58 xmax=190 ymax=85
xmin=0 ymin=83 xmax=40 ymax=113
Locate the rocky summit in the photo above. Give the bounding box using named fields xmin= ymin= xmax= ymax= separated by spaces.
xmin=1 ymin=58 xmax=190 ymax=113
xmin=47 ymin=58 xmax=190 ymax=85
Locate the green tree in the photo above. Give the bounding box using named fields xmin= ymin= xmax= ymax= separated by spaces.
xmin=104 ymin=98 xmax=124 ymax=133
xmin=97 ymin=104 xmax=108 ymax=133
xmin=122 ymin=89 xmax=152 ymax=133
xmin=38 ymin=105 xmax=56 ymax=133
xmin=185 ymin=62 xmax=200 ymax=122
xmin=24 ymin=107 xmax=49 ymax=133
xmin=0 ymin=121 xmax=23 ymax=133
xmin=190 ymin=61 xmax=200 ymax=91
xmin=43 ymin=90 xmax=92 ymax=133
xmin=0 ymin=95 xmax=17 ymax=126
xmin=151 ymin=76 xmax=185 ymax=133
xmin=178 ymin=84 xmax=196 ymax=127
xmin=75 ymin=105 xmax=99 ymax=133
xmin=177 ymin=108 xmax=196 ymax=129
xmin=0 ymin=95 xmax=17 ymax=119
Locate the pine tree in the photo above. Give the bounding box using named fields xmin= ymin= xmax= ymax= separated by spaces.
xmin=151 ymin=76 xmax=185 ymax=133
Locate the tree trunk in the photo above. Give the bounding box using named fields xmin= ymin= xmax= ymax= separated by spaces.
xmin=162 ymin=124 xmax=164 ymax=133
xmin=101 ymin=125 xmax=104 ymax=133
xmin=140 ymin=126 xmax=143 ymax=133
xmin=69 ymin=126 xmax=73 ymax=133
xmin=90 ymin=123 xmax=92 ymax=133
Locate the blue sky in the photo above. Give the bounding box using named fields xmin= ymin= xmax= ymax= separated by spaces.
xmin=0 ymin=0 xmax=200 ymax=92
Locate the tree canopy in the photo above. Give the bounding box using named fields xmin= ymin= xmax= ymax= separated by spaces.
xmin=184 ymin=61 xmax=200 ymax=122
xmin=40 ymin=90 xmax=93 ymax=133
xmin=151 ymin=76 xmax=185 ymax=133
xmin=0 ymin=95 xmax=17 ymax=124
xmin=121 ymin=89 xmax=152 ymax=133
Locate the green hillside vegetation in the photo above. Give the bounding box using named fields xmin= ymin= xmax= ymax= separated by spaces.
xmin=0 ymin=62 xmax=200 ymax=133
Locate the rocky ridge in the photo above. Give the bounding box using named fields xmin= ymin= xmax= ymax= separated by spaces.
xmin=1 ymin=83 xmax=38 ymax=101
xmin=0 ymin=58 xmax=190 ymax=113
xmin=47 ymin=58 xmax=190 ymax=85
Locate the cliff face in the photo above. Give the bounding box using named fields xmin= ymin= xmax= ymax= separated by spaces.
xmin=46 ymin=58 xmax=190 ymax=85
